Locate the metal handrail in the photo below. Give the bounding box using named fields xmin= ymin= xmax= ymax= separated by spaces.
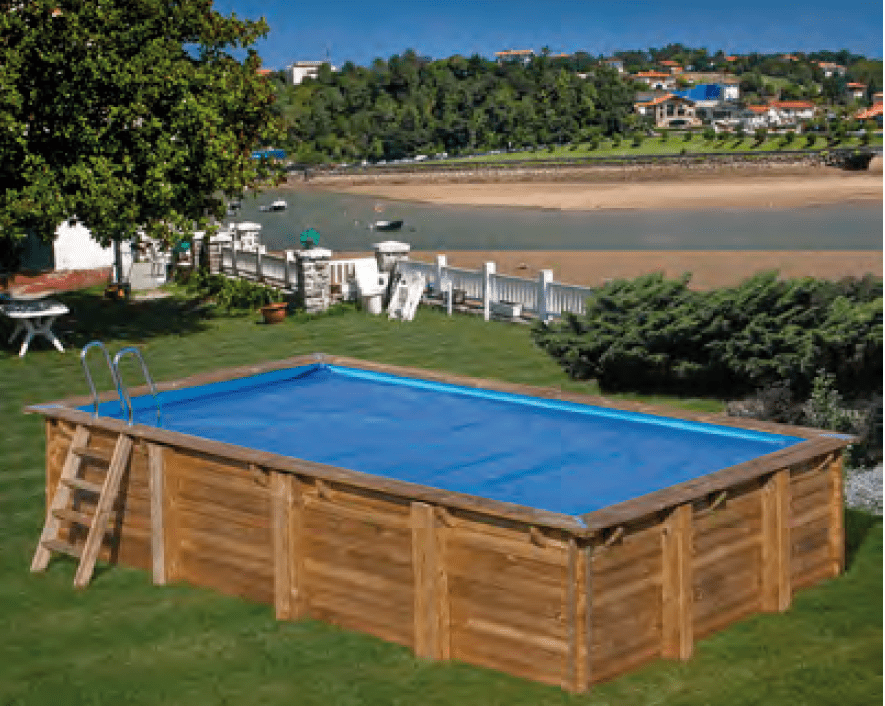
xmin=80 ymin=341 xmax=126 ymax=419
xmin=112 ymin=346 xmax=162 ymax=427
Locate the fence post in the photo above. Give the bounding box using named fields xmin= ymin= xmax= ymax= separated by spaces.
xmin=229 ymin=245 xmax=238 ymax=278
xmin=284 ymin=250 xmax=295 ymax=291
xmin=255 ymin=249 xmax=263 ymax=283
xmin=482 ymin=261 xmax=496 ymax=321
xmin=435 ymin=254 xmax=447 ymax=294
xmin=538 ymin=269 xmax=553 ymax=323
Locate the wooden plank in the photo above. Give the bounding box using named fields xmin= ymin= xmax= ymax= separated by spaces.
xmin=827 ymin=454 xmax=845 ymax=577
xmin=451 ymin=637 xmax=566 ymax=689
xmin=693 ymin=562 xmax=762 ymax=625
xmin=450 ymin=523 xmax=568 ymax=563
xmin=411 ymin=502 xmax=435 ymax=658
xmin=694 ymin=595 xmax=761 ymax=640
xmin=761 ymin=470 xmax=791 ymax=612
xmin=593 ymin=573 xmax=662 ymax=609
xmin=287 ymin=474 xmax=307 ymax=619
xmin=660 ymin=503 xmax=692 ymax=660
xmin=147 ymin=443 xmax=166 ymax=585
xmin=271 ymin=470 xmax=292 ymax=620
xmin=693 ymin=533 xmax=761 ymax=571
xmin=590 ymin=641 xmax=660 ymax=685
xmin=567 ymin=538 xmax=589 ymax=693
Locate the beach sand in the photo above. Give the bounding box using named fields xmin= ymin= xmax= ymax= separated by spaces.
xmin=332 ymin=250 xmax=882 ymax=290
xmin=306 ymin=170 xmax=882 ymax=211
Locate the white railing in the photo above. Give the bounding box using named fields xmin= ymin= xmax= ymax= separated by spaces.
xmin=445 ymin=267 xmax=484 ymax=300
xmin=494 ymin=274 xmax=539 ymax=312
xmin=547 ymin=282 xmax=593 ymax=316
xmin=400 ymin=254 xmax=595 ymax=322
xmin=215 ymin=244 xmax=596 ymax=322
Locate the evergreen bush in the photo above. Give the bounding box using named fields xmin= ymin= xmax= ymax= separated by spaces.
xmin=532 ymin=272 xmax=883 ymax=398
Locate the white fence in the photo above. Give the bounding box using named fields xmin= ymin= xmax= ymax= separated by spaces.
xmin=215 ymin=245 xmax=595 ymax=321
xmin=398 ymin=255 xmax=594 ymax=321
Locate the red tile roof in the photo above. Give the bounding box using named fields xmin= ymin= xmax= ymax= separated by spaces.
xmin=855 ymin=103 xmax=883 ymax=120
xmin=495 ymin=49 xmax=535 ymax=56
xmin=847 ymin=82 xmax=867 ymax=89
xmin=634 ymin=71 xmax=672 ymax=78
xmin=746 ymin=105 xmax=771 ymax=114
xmin=770 ymin=101 xmax=816 ymax=109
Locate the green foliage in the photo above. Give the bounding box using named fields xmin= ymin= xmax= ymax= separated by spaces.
xmin=703 ymin=127 xmax=717 ymax=141
xmin=1 ymin=1 xmax=282 ymax=252
xmin=275 ymin=51 xmax=635 ymax=161
xmin=532 ymin=272 xmax=883 ymax=399
xmin=185 ymin=272 xmax=284 ymax=311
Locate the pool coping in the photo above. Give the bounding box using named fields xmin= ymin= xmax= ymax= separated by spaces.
xmin=25 ymin=353 xmax=854 ymax=537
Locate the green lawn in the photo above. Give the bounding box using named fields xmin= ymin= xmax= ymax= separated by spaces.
xmin=1 ymin=289 xmax=880 ymax=705
xmin=443 ymin=133 xmax=883 ymax=163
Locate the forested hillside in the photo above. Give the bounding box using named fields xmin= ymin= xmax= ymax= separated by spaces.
xmin=271 ymin=50 xmax=635 ymax=163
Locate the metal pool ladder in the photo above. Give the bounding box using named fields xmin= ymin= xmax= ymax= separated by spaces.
xmin=80 ymin=341 xmax=162 ymax=426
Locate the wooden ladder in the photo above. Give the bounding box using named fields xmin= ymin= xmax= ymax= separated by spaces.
xmin=31 ymin=425 xmax=133 ymax=588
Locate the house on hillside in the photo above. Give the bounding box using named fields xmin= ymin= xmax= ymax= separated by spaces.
xmin=846 ymin=82 xmax=868 ymax=101
xmin=285 ymin=61 xmax=337 ymax=85
xmin=634 ymin=94 xmax=700 ymax=128
xmin=632 ymin=71 xmax=676 ymax=90
xmin=768 ymin=100 xmax=817 ymax=123
xmin=495 ymin=49 xmax=535 ymax=65
xmin=658 ymin=60 xmax=683 ymax=74
xmin=855 ymin=103 xmax=884 ymax=128
xmin=670 ymin=83 xmax=742 ymax=122
xmin=601 ymin=57 xmax=624 ymax=73
xmin=815 ymin=61 xmax=847 ymax=78
xmin=740 ymin=105 xmax=781 ymax=129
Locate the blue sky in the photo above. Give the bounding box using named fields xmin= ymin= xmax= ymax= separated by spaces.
xmin=215 ymin=0 xmax=883 ymax=70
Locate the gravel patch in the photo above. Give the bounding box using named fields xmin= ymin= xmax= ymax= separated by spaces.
xmin=845 ymin=465 xmax=883 ymax=515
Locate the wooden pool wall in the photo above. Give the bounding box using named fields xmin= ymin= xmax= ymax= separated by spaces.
xmin=34 ymin=355 xmax=851 ymax=692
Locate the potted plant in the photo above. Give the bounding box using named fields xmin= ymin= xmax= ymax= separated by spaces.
xmin=258 ymin=286 xmax=287 ymax=324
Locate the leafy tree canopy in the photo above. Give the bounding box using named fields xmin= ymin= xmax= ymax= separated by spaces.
xmin=0 ymin=0 xmax=281 ymax=250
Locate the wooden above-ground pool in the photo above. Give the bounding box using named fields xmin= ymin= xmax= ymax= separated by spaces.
xmin=28 ymin=354 xmax=853 ymax=692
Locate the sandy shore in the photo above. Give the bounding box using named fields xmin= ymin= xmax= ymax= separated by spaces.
xmin=334 ymin=250 xmax=882 ymax=290
xmin=312 ymin=171 xmax=882 ymax=211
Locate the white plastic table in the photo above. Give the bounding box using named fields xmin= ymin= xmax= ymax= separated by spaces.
xmin=0 ymin=298 xmax=69 ymax=357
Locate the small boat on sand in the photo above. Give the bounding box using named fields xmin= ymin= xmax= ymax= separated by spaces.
xmin=372 ymin=219 xmax=403 ymax=232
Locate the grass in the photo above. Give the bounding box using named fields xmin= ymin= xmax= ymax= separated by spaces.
xmin=446 ymin=133 xmax=883 ymax=162
xmin=0 ymin=288 xmax=880 ymax=705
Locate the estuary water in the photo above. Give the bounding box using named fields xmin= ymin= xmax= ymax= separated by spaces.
xmin=229 ymin=188 xmax=882 ymax=253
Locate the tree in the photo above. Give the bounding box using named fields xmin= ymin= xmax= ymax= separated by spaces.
xmin=1 ymin=0 xmax=281 ymax=277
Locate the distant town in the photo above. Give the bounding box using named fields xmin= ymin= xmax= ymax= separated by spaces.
xmin=259 ymin=45 xmax=883 ymax=164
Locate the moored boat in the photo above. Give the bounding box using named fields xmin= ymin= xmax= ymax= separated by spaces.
xmin=372 ymin=219 xmax=403 ymax=232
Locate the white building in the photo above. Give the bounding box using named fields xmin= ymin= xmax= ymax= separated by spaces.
xmin=286 ymin=61 xmax=337 ymax=85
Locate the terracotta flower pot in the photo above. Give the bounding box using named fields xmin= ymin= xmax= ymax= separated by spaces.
xmin=260 ymin=301 xmax=287 ymax=324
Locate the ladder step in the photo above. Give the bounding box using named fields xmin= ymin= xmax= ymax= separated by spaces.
xmin=70 ymin=446 xmax=113 ymax=465
xmin=52 ymin=508 xmax=116 ymax=531
xmin=61 ymin=477 xmax=104 ymax=494
xmin=52 ymin=508 xmax=98 ymax=527
xmin=41 ymin=538 xmax=84 ymax=560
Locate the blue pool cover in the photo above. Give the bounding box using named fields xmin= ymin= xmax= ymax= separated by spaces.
xmin=85 ymin=364 xmax=803 ymax=518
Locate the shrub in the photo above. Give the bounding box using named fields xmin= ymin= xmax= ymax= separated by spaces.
xmin=185 ymin=272 xmax=284 ymax=310
xmin=532 ymin=272 xmax=883 ymax=398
